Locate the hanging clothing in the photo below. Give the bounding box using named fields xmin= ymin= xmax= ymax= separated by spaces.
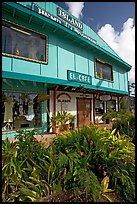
xmin=4 ymin=101 xmax=14 ymax=123
xmin=24 ymin=100 xmax=35 ymax=121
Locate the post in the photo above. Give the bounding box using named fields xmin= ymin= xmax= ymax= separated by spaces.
xmin=54 ymin=85 xmax=59 ymax=115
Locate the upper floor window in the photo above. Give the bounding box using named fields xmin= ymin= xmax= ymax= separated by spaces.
xmin=95 ymin=59 xmax=113 ymax=81
xmin=2 ymin=19 xmax=48 ymax=63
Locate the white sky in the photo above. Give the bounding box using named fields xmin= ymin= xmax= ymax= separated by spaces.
xmin=65 ymin=2 xmax=135 ymax=84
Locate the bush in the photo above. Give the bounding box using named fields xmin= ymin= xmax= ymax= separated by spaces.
xmin=112 ymin=111 xmax=135 ymax=143
xmin=2 ymin=126 xmax=135 ymax=202
xmin=51 ymin=125 xmax=135 ymax=202
xmin=2 ymin=130 xmax=51 ymax=202
xmin=102 ymin=108 xmax=117 ymax=123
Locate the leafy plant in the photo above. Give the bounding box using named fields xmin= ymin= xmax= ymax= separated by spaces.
xmin=2 ymin=125 xmax=135 ymax=202
xmin=102 ymin=108 xmax=117 ymax=122
xmin=50 ymin=111 xmax=75 ymax=133
xmin=112 ymin=111 xmax=135 ymax=143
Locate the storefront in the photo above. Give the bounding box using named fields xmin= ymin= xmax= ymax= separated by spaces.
xmin=2 ymin=2 xmax=131 ymax=139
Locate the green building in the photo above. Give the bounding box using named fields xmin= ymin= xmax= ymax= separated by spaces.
xmin=2 ymin=2 xmax=131 ymax=139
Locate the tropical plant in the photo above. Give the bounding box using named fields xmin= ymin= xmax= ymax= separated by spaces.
xmin=2 ymin=125 xmax=135 ymax=202
xmin=102 ymin=108 xmax=117 ymax=123
xmin=112 ymin=111 xmax=135 ymax=143
xmin=50 ymin=111 xmax=75 ymax=133
xmin=2 ymin=131 xmax=51 ymax=202
xmin=51 ymin=125 xmax=135 ymax=202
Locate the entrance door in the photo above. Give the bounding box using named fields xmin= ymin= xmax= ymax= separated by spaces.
xmin=77 ymin=98 xmax=91 ymax=127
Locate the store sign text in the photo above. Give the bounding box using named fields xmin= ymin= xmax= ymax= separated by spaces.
xmin=57 ymin=8 xmax=83 ymax=31
xmin=67 ymin=70 xmax=92 ymax=84
xmin=31 ymin=3 xmax=97 ymax=45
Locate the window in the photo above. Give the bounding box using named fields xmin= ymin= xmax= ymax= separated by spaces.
xmin=2 ymin=91 xmax=41 ymax=131
xmin=95 ymin=59 xmax=113 ymax=81
xmin=106 ymin=100 xmax=116 ymax=111
xmin=95 ymin=99 xmax=104 ymax=115
xmin=2 ymin=20 xmax=48 ymax=63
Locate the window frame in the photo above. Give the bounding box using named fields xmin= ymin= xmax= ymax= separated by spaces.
xmin=95 ymin=58 xmax=113 ymax=82
xmin=2 ymin=18 xmax=48 ymax=64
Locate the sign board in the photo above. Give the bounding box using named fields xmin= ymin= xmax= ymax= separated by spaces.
xmin=99 ymin=94 xmax=111 ymax=101
xmin=31 ymin=3 xmax=97 ymax=45
xmin=67 ymin=70 xmax=92 ymax=85
xmin=57 ymin=7 xmax=83 ymax=31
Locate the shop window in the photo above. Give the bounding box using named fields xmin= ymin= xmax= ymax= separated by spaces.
xmin=2 ymin=92 xmax=41 ymax=131
xmin=2 ymin=20 xmax=48 ymax=63
xmin=95 ymin=99 xmax=104 ymax=115
xmin=106 ymin=100 xmax=116 ymax=111
xmin=95 ymin=59 xmax=113 ymax=81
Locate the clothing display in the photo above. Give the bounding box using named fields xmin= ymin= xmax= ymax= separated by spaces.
xmin=24 ymin=100 xmax=35 ymax=121
xmin=4 ymin=98 xmax=14 ymax=123
xmin=19 ymin=104 xmax=24 ymax=116
xmin=28 ymin=46 xmax=38 ymax=60
xmin=2 ymin=92 xmax=40 ymax=130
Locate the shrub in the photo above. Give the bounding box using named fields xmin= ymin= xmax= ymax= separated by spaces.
xmin=51 ymin=125 xmax=135 ymax=202
xmin=2 ymin=131 xmax=51 ymax=202
xmin=112 ymin=111 xmax=135 ymax=143
xmin=2 ymin=126 xmax=135 ymax=202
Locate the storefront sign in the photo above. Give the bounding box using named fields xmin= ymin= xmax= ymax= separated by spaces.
xmin=99 ymin=94 xmax=111 ymax=101
xmin=31 ymin=3 xmax=97 ymax=45
xmin=57 ymin=7 xmax=83 ymax=31
xmin=67 ymin=70 xmax=92 ymax=84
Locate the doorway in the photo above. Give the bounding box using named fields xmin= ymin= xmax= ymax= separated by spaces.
xmin=77 ymin=98 xmax=91 ymax=127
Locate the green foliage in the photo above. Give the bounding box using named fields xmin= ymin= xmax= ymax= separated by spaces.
xmin=112 ymin=111 xmax=135 ymax=143
xmin=50 ymin=111 xmax=75 ymax=131
xmin=102 ymin=108 xmax=117 ymax=121
xmin=2 ymin=125 xmax=135 ymax=202
xmin=52 ymin=125 xmax=135 ymax=202
xmin=2 ymin=131 xmax=51 ymax=202
xmin=120 ymin=98 xmax=128 ymax=112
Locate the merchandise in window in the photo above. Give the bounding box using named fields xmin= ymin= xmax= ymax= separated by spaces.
xmin=2 ymin=20 xmax=48 ymax=63
xmin=2 ymin=92 xmax=40 ymax=131
xmin=106 ymin=100 xmax=116 ymax=111
xmin=95 ymin=100 xmax=104 ymax=115
xmin=95 ymin=59 xmax=113 ymax=81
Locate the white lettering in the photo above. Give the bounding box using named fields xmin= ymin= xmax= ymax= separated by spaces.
xmin=79 ymin=75 xmax=82 ymax=81
xmin=70 ymin=73 xmax=73 ymax=79
xmin=73 ymin=73 xmax=76 ymax=80
xmin=82 ymin=75 xmax=85 ymax=81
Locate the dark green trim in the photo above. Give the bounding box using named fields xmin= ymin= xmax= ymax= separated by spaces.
xmin=2 ymin=71 xmax=128 ymax=95
xmin=2 ymin=2 xmax=131 ymax=71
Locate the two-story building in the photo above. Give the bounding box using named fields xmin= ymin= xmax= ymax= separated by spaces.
xmin=2 ymin=2 xmax=131 ymax=139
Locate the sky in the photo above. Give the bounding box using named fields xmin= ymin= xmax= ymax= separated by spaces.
xmin=54 ymin=2 xmax=135 ymax=88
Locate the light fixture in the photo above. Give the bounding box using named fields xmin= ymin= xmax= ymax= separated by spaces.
xmin=10 ymin=26 xmax=31 ymax=35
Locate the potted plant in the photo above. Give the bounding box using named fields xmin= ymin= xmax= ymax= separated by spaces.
xmin=102 ymin=108 xmax=117 ymax=124
xmin=50 ymin=111 xmax=70 ymax=133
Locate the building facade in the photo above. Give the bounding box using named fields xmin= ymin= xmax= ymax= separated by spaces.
xmin=2 ymin=2 xmax=131 ymax=139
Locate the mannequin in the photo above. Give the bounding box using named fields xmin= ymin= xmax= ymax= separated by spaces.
xmin=4 ymin=96 xmax=15 ymax=129
xmin=28 ymin=40 xmax=38 ymax=60
xmin=14 ymin=44 xmax=20 ymax=56
xmin=24 ymin=99 xmax=35 ymax=121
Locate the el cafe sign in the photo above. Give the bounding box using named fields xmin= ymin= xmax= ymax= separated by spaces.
xmin=67 ymin=70 xmax=92 ymax=84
